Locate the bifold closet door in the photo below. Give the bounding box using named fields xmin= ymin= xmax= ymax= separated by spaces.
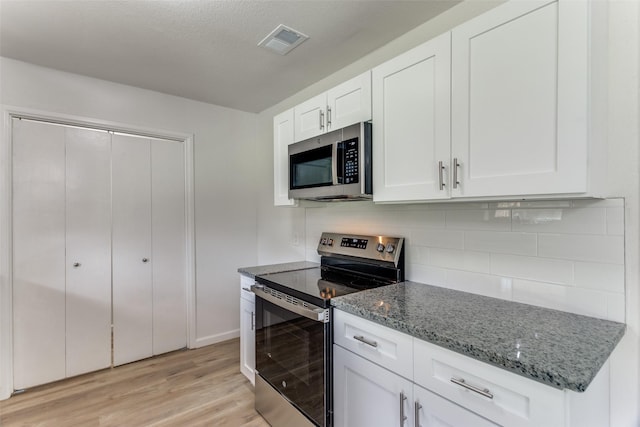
xmin=112 ymin=134 xmax=153 ymax=366
xmin=13 ymin=120 xmax=112 ymax=389
xmin=150 ymin=138 xmax=187 ymax=355
xmin=13 ymin=119 xmax=67 ymax=389
xmin=112 ymin=135 xmax=187 ymax=365
xmin=65 ymin=128 xmax=112 ymax=377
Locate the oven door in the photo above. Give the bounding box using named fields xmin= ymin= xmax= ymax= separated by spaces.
xmin=253 ymin=286 xmax=331 ymax=427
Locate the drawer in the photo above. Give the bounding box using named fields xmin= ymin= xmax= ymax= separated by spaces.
xmin=240 ymin=274 xmax=255 ymax=303
xmin=414 ymin=338 xmax=565 ymax=427
xmin=333 ymin=309 xmax=413 ymax=380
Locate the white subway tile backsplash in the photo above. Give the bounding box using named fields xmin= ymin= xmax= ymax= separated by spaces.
xmin=572 ymin=198 xmax=624 ymax=208
xmin=491 ymin=254 xmax=573 ymax=285
xmin=574 ymin=262 xmax=625 ymax=293
xmin=512 ymin=208 xmax=607 ymax=234
xmin=407 ymin=264 xmax=447 ymax=287
xmin=512 ymin=279 xmax=609 ymax=320
xmin=465 ymin=231 xmax=537 ymax=256
xmin=607 ymin=293 xmax=625 ymax=323
xmin=445 ymin=270 xmax=513 ymax=300
xmin=305 ymin=199 xmax=626 ymax=320
xmin=428 ymin=248 xmax=490 ymax=273
xmin=446 ymin=209 xmax=511 ymax=231
xmin=412 ymin=229 xmax=464 ymax=249
xmin=538 ymin=234 xmax=624 ymax=264
xmin=606 ymin=207 xmax=624 ymax=236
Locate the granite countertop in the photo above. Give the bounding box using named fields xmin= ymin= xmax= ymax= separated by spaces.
xmin=237 ymin=261 xmax=319 ymax=279
xmin=331 ymin=281 xmax=626 ymax=392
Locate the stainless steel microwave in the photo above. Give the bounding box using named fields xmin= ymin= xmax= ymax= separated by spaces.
xmin=288 ymin=122 xmax=372 ymax=201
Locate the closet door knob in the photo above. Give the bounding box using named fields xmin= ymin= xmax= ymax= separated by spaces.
xmin=142 ymin=258 xmax=149 ymax=263
xmin=73 ymin=262 xmax=81 ymax=268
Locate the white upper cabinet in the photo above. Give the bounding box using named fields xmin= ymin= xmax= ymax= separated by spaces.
xmin=372 ymin=32 xmax=451 ymax=203
xmin=451 ymin=0 xmax=589 ymax=198
xmin=273 ymin=108 xmax=297 ymax=206
xmin=293 ymin=71 xmax=371 ymax=141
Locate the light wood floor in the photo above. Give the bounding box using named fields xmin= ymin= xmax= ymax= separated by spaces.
xmin=0 ymin=338 xmax=269 ymax=426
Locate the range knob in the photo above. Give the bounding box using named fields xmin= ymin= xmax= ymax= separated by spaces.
xmin=376 ymin=243 xmax=385 ymax=253
xmin=385 ymin=243 xmax=395 ymax=253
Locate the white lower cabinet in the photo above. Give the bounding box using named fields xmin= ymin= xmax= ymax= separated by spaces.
xmin=334 ymin=309 xmax=609 ymax=427
xmin=239 ymin=274 xmax=255 ymax=385
xmin=333 ymin=344 xmax=414 ymax=427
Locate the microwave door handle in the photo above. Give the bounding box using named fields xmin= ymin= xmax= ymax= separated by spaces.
xmin=332 ymin=141 xmax=340 ymax=185
xmin=334 ymin=141 xmax=345 ymax=185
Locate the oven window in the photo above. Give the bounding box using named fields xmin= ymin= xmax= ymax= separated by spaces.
xmin=290 ymin=145 xmax=333 ymax=189
xmin=256 ymin=297 xmax=327 ymax=426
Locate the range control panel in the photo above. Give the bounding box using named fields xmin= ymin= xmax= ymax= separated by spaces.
xmin=317 ymin=232 xmax=404 ymax=267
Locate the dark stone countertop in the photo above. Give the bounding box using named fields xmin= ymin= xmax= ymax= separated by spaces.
xmin=238 ymin=261 xmax=319 ymax=279
xmin=331 ymin=281 xmax=626 ymax=392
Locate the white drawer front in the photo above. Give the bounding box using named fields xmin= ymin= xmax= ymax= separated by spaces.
xmin=414 ymin=338 xmax=565 ymax=427
xmin=333 ymin=309 xmax=413 ymax=380
xmin=240 ymin=274 xmax=255 ymax=303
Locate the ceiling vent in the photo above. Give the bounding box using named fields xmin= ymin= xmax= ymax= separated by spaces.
xmin=258 ymin=24 xmax=309 ymax=55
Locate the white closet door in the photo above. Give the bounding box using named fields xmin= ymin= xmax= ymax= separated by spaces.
xmin=112 ymin=134 xmax=153 ymax=366
xmin=12 ymin=119 xmax=67 ymax=389
xmin=150 ymin=139 xmax=187 ymax=355
xmin=65 ymin=128 xmax=112 ymax=377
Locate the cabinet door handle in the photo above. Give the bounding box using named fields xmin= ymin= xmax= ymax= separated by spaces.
xmin=327 ymin=106 xmax=332 ymax=128
xmin=142 ymin=258 xmax=149 ymax=263
xmin=353 ymin=335 xmax=378 ymax=348
xmin=414 ymin=401 xmax=422 ymax=427
xmin=438 ymin=161 xmax=445 ymax=191
xmin=453 ymin=158 xmax=460 ymax=189
xmin=73 ymin=262 xmax=81 ymax=268
xmin=399 ymin=392 xmax=408 ymax=426
xmin=319 ymin=110 xmax=325 ymax=130
xmin=251 ymin=311 xmax=255 ymax=331
xmin=451 ymin=377 xmax=493 ymax=399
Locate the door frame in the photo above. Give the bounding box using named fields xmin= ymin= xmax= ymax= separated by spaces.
xmin=0 ymin=106 xmax=197 ymax=400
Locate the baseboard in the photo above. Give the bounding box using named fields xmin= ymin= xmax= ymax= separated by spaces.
xmin=194 ymin=329 xmax=240 ymax=348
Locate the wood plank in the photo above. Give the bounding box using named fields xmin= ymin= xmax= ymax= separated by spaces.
xmin=0 ymin=338 xmax=268 ymax=427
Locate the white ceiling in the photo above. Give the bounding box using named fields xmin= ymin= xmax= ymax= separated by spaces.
xmin=0 ymin=0 xmax=460 ymax=113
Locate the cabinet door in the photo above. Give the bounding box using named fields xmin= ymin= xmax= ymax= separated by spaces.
xmin=294 ymin=92 xmax=327 ymax=141
xmin=327 ymin=71 xmax=371 ymax=131
xmin=151 ymin=139 xmax=187 ymax=355
xmin=414 ymin=385 xmax=498 ymax=427
xmin=451 ymin=0 xmax=588 ymax=197
xmin=112 ymin=134 xmax=153 ymax=366
xmin=334 ymin=345 xmax=414 ymax=427
xmin=65 ymin=128 xmax=112 ymax=378
xmin=372 ymin=32 xmax=451 ymax=202
xmin=240 ymin=295 xmax=255 ymax=385
xmin=12 ymin=119 xmax=67 ymax=389
xmin=273 ymin=109 xmax=296 ymax=206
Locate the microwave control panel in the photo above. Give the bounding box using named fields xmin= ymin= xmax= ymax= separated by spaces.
xmin=343 ymin=138 xmax=359 ymax=184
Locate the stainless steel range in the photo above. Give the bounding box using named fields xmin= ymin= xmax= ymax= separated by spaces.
xmin=252 ymin=232 xmax=405 ymax=427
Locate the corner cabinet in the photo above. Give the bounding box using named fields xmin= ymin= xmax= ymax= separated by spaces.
xmin=372 ymin=32 xmax=451 ymax=203
xmin=333 ymin=309 xmax=611 ymax=427
xmin=450 ymin=0 xmax=591 ymax=198
xmin=293 ymin=71 xmax=371 ymax=142
xmin=239 ymin=274 xmax=256 ymax=385
xmin=273 ymin=109 xmax=296 ymax=206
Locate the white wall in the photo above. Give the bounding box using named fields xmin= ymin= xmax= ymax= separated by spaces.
xmin=256 ymin=1 xmax=640 ymax=425
xmin=0 ymin=57 xmax=259 ymax=398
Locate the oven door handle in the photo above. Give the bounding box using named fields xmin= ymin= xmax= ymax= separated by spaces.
xmin=251 ymin=285 xmax=329 ymax=323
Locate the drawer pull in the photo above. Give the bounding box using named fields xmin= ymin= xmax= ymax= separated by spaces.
xmin=450 ymin=377 xmax=493 ymax=399
xmin=353 ymin=335 xmax=378 ymax=348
